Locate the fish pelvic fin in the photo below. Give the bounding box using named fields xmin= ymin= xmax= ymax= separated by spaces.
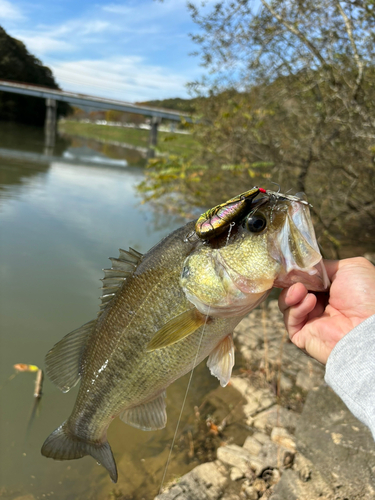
xmin=41 ymin=422 xmax=118 ymax=483
xmin=207 ymin=334 xmax=235 ymax=387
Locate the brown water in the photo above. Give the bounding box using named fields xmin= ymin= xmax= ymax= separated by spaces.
xmin=0 ymin=124 xmax=220 ymax=500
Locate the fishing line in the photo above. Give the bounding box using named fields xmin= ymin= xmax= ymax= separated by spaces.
xmin=160 ymin=222 xmax=233 ymax=492
xmin=226 ymin=222 xmax=235 ymax=246
xmin=159 ymin=305 xmax=211 ymax=494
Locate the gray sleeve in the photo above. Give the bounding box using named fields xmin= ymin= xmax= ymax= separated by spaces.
xmin=325 ymin=314 xmax=375 ymax=439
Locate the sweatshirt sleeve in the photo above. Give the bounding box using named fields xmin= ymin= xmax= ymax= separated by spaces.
xmin=325 ymin=314 xmax=375 ymax=439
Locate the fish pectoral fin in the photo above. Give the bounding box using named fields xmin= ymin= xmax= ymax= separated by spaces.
xmin=207 ymin=334 xmax=235 ymax=387
xmin=120 ymin=391 xmax=167 ymax=431
xmin=45 ymin=320 xmax=96 ymax=393
xmin=147 ymin=309 xmax=207 ymax=352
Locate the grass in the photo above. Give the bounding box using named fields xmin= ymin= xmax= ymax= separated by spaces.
xmin=58 ymin=120 xmax=198 ymax=157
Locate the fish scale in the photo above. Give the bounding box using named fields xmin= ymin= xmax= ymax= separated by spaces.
xmin=41 ymin=192 xmax=329 ymax=482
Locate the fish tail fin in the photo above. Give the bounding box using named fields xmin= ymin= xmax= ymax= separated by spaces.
xmin=41 ymin=422 xmax=118 ymax=483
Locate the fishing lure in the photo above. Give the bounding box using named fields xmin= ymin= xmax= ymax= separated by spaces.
xmin=195 ymin=187 xmax=267 ymax=240
xmin=194 ymin=186 xmax=311 ymax=241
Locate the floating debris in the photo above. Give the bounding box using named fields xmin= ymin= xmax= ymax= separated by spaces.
xmin=14 ymin=363 xmax=39 ymax=373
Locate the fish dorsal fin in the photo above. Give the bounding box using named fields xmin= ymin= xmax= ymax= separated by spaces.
xmin=99 ymin=247 xmax=143 ymax=316
xmin=147 ymin=309 xmax=207 ymax=352
xmin=45 ymin=320 xmax=96 ymax=393
xmin=120 ymin=391 xmax=167 ymax=430
xmin=207 ymin=334 xmax=235 ymax=387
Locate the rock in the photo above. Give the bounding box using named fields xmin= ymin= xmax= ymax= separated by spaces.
xmin=217 ymin=444 xmax=266 ymax=476
xmin=243 ymin=436 xmax=263 ymax=456
xmin=251 ymin=405 xmax=300 ymax=433
xmin=295 ymin=370 xmax=323 ymax=392
xmin=293 ymin=453 xmax=312 ymax=482
xmin=243 ymin=486 xmax=258 ymax=499
xmin=155 ymin=462 xmax=227 ymax=500
xmin=253 ymin=478 xmax=267 ymax=493
xmin=230 ymin=466 xmax=244 ymax=481
xmin=268 ymin=468 xmax=333 ymax=500
xmin=252 ymin=432 xmax=271 ymax=445
xmin=364 ymin=252 xmax=375 ymax=265
xmin=295 ymin=385 xmax=375 ymax=499
xmin=229 ymin=377 xmax=250 ymax=396
xmin=258 ymin=442 xmax=294 ymax=469
xmin=279 ymin=374 xmax=293 ymax=391
xmin=270 ymin=468 xmax=281 ymax=485
xmin=271 ymin=427 xmax=296 ymax=452
xmin=230 ymin=377 xmax=275 ymax=421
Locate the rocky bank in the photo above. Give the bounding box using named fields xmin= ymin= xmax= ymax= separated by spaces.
xmin=155 ymin=301 xmax=375 ymax=500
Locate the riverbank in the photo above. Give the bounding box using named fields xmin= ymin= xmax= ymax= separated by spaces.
xmin=58 ymin=119 xmax=198 ymax=157
xmin=154 ymin=301 xmax=375 ymax=500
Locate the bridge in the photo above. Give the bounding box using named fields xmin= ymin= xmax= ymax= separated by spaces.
xmin=0 ymin=79 xmax=193 ymax=155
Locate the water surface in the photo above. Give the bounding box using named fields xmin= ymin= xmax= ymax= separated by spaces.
xmin=0 ymin=124 xmax=219 ymax=500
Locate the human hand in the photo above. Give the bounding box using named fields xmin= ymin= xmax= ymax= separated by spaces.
xmin=278 ymin=257 xmax=375 ymax=364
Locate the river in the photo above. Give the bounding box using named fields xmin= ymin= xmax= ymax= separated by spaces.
xmin=0 ymin=123 xmax=220 ymax=500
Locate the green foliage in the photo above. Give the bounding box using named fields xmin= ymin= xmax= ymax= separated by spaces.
xmin=0 ymin=26 xmax=70 ymax=126
xmin=139 ymin=0 xmax=375 ymax=258
xmin=136 ymin=97 xmax=201 ymax=114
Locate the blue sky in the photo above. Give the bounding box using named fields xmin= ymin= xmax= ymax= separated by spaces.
xmin=0 ymin=0 xmax=207 ymax=102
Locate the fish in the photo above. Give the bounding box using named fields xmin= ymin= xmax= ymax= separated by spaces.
xmin=41 ymin=188 xmax=329 ymax=482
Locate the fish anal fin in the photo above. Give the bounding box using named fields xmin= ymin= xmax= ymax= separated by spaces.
xmin=147 ymin=309 xmax=207 ymax=352
xmin=41 ymin=422 xmax=118 ymax=483
xmin=120 ymin=391 xmax=167 ymax=431
xmin=207 ymin=335 xmax=235 ymax=387
xmin=45 ymin=320 xmax=96 ymax=393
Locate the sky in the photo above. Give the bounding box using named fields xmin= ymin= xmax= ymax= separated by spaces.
xmin=0 ymin=0 xmax=207 ymax=102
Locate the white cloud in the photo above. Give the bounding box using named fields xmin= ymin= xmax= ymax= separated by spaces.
xmin=16 ymin=34 xmax=75 ymax=55
xmin=0 ymin=0 xmax=24 ymax=20
xmin=49 ymin=56 xmax=191 ymax=101
xmin=11 ymin=18 xmax=115 ymax=56
xmin=5 ymin=0 xmax=203 ymax=100
xmin=81 ymin=20 xmax=112 ymax=35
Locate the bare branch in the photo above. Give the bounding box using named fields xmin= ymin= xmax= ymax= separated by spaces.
xmin=259 ymin=0 xmax=327 ymax=66
xmin=335 ymin=0 xmax=364 ymax=99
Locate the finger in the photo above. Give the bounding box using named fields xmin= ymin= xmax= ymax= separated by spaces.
xmin=306 ymin=291 xmax=328 ymax=320
xmin=278 ymin=283 xmax=308 ymax=313
xmin=323 ymin=259 xmax=340 ymax=281
xmin=284 ymin=292 xmax=317 ymax=338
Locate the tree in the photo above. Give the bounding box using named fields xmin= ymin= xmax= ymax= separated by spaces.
xmin=0 ymin=26 xmax=70 ymax=126
xmin=140 ymin=0 xmax=375 ymax=258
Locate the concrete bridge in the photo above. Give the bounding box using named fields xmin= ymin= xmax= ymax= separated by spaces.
xmin=0 ymin=79 xmax=193 ymax=155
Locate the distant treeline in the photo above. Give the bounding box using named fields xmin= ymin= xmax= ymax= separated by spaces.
xmin=136 ymin=97 xmax=200 ymax=114
xmin=0 ymin=26 xmax=70 ymax=126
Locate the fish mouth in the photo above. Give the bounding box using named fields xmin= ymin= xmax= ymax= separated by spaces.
xmin=270 ymin=196 xmax=330 ymax=292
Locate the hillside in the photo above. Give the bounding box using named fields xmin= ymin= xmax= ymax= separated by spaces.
xmin=136 ymin=97 xmax=200 ymax=113
xmin=0 ymin=26 xmax=69 ymax=126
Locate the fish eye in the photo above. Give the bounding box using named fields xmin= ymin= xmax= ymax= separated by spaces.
xmin=246 ymin=213 xmax=267 ymax=233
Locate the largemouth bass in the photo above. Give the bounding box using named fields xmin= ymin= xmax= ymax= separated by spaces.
xmin=41 ymin=188 xmax=328 ymax=482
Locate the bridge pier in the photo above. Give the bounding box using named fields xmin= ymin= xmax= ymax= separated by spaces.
xmin=147 ymin=116 xmax=161 ymax=158
xmin=44 ymin=98 xmax=57 ymax=154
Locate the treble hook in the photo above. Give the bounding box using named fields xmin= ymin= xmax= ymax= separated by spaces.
xmin=270 ymin=181 xmax=281 ymax=194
